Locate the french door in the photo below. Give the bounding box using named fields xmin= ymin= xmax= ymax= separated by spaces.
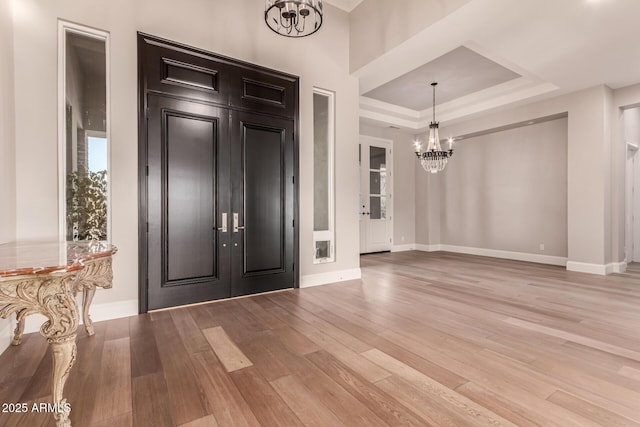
xmin=359 ymin=136 xmax=393 ymax=254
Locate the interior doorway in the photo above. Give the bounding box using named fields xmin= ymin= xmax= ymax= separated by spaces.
xmin=359 ymin=136 xmax=393 ymax=254
xmin=624 ymin=107 xmax=640 ymax=263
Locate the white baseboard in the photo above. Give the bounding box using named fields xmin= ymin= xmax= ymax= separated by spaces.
xmin=300 ymin=268 xmax=362 ymax=288
xmin=391 ymin=244 xmax=416 ymax=252
xmin=611 ymin=261 xmax=627 ymax=274
xmin=0 ymin=321 xmax=11 ymax=355
xmin=415 ymin=244 xmax=567 ymax=266
xmin=566 ymin=261 xmax=626 ymax=275
xmin=415 ymin=244 xmax=442 ymax=252
xmin=21 ymin=298 xmax=138 ymax=335
xmin=566 ymin=261 xmax=608 ymax=275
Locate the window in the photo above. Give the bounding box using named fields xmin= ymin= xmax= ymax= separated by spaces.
xmin=313 ymin=88 xmax=335 ymax=263
xmin=58 ymin=21 xmax=110 ymax=241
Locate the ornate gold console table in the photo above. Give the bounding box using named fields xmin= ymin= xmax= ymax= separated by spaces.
xmin=0 ymin=241 xmax=117 ymax=427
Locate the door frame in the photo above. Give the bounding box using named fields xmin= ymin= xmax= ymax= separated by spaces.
xmin=137 ymin=33 xmax=300 ymax=313
xmin=359 ymin=135 xmax=394 ymax=254
xmin=626 ymin=141 xmax=640 ymax=262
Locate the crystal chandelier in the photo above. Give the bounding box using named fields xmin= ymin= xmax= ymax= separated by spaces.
xmin=414 ymin=82 xmax=454 ymax=174
xmin=265 ymin=0 xmax=323 ymax=38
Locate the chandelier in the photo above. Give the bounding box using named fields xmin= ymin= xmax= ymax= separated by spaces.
xmin=265 ymin=0 xmax=324 ymax=38
xmin=414 ymin=82 xmax=454 ymax=174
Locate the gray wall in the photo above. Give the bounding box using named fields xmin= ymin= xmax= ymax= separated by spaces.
xmin=417 ymin=118 xmax=568 ymax=257
xmin=360 ymin=122 xmax=416 ymax=246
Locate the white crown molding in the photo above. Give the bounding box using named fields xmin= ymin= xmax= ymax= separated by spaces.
xmin=360 ymin=96 xmax=421 ymax=120
xmin=360 ymin=77 xmax=559 ymax=132
xmin=324 ymin=0 xmax=364 ymax=13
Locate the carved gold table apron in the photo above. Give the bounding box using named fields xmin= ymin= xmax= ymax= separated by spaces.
xmin=0 ymin=241 xmax=117 ymax=427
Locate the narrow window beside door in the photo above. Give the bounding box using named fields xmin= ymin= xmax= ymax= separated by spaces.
xmin=313 ymin=88 xmax=335 ymax=263
xmin=58 ymin=21 xmax=111 ymax=242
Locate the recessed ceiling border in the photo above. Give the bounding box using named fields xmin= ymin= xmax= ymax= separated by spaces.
xmin=324 ymin=0 xmax=364 ymax=13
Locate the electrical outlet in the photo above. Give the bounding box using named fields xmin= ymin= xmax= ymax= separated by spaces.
xmin=539 ymin=243 xmax=545 ymax=251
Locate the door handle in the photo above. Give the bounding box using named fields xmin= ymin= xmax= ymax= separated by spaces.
xmin=217 ymin=212 xmax=228 ymax=232
xmin=233 ymin=213 xmax=245 ymax=232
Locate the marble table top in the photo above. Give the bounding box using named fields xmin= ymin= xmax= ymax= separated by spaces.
xmin=0 ymin=241 xmax=117 ymax=278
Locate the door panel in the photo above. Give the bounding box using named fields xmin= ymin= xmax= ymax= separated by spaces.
xmin=243 ymin=125 xmax=285 ymax=274
xmin=147 ymin=94 xmax=231 ymax=309
xmin=139 ymin=35 xmax=232 ymax=106
xmin=166 ymin=113 xmax=216 ymax=282
xmin=229 ymin=68 xmax=297 ymax=119
xmin=231 ymin=111 xmax=295 ymax=296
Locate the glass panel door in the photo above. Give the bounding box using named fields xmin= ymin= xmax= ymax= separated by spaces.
xmin=359 ymin=136 xmax=393 ymax=254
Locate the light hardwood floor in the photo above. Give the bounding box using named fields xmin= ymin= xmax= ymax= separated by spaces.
xmin=1 ymin=251 xmax=639 ymax=426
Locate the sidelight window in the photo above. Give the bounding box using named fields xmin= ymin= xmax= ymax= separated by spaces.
xmin=58 ymin=21 xmax=110 ymax=241
xmin=313 ymin=88 xmax=335 ymax=263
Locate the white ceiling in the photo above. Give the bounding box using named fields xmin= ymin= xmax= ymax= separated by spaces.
xmin=356 ymin=0 xmax=640 ymax=132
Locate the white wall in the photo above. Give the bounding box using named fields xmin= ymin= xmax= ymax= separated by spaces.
xmin=359 ymin=122 xmax=416 ymax=248
xmin=348 ymin=0 xmax=471 ymax=73
xmin=12 ymin=0 xmax=360 ymax=309
xmin=0 ymin=0 xmax=15 ymax=352
xmin=429 ymin=119 xmax=568 ymax=258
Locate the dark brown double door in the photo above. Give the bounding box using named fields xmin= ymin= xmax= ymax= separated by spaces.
xmin=140 ymin=35 xmax=297 ymax=311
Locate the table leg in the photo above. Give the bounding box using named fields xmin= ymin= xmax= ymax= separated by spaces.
xmin=11 ymin=317 xmax=25 ymax=346
xmin=38 ymin=274 xmax=80 ymax=427
xmin=75 ymin=256 xmax=113 ymax=336
xmin=50 ymin=335 xmax=77 ymax=427
xmin=82 ymin=287 xmax=96 ymax=336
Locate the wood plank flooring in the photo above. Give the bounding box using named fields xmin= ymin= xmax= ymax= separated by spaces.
xmin=1 ymin=251 xmax=639 ymax=426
